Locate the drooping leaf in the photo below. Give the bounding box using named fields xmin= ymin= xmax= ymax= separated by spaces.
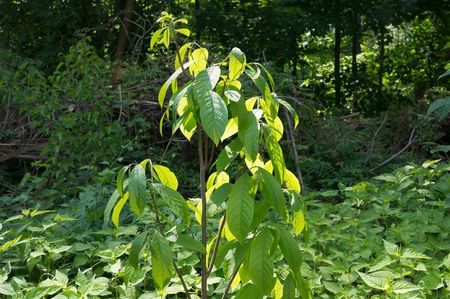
xmin=226 ymin=174 xmax=254 ymax=242
xmin=150 ymin=232 xmax=173 ymax=290
xmin=292 ymin=210 xmax=305 ymax=237
xmin=247 ymin=229 xmax=275 ymax=294
xmin=129 ymin=232 xmax=148 ymax=268
xmin=235 ymin=283 xmax=263 ymax=299
xmin=116 ymin=165 xmax=129 ymax=197
xmin=152 ymin=183 xmax=190 ymax=224
xmin=189 ymin=48 xmax=209 ymax=76
xmin=198 ymin=90 xmax=228 ymax=145
xmin=258 ymin=168 xmax=287 ymax=220
xmin=264 ymin=129 xmax=285 ymax=183
xmin=284 ymin=169 xmax=301 ymax=193
xmin=153 ymin=165 xmax=178 ymax=190
xmin=112 ymin=193 xmax=129 ymax=228
xmin=129 ymin=165 xmax=147 ymax=216
xmin=158 ymin=60 xmax=197 ymax=107
xmin=176 ymin=234 xmax=205 ymax=254
xmin=278 ymin=98 xmax=299 ymax=128
xmin=229 ymin=47 xmax=246 ymax=80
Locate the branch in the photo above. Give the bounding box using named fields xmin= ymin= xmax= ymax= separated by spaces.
xmin=220 ymin=262 xmax=242 ymax=299
xmin=206 ymin=214 xmax=226 ymax=277
xmin=371 ymin=127 xmax=416 ymax=171
xmin=366 ymin=113 xmax=387 ymax=163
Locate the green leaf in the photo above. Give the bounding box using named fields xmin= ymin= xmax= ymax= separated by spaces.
xmin=235 ymin=283 xmax=263 ymax=299
xmin=282 ymin=273 xmax=296 ymax=299
xmin=427 ymin=97 xmax=450 ymax=120
xmin=116 ymin=165 xmax=129 ymax=197
xmin=150 ymin=28 xmax=164 ymax=49
xmin=401 ymin=248 xmax=431 ymax=260
xmin=238 ymin=109 xmax=259 ymax=161
xmin=104 ymin=183 xmax=128 ymax=227
xmin=0 ymin=236 xmax=21 ymax=254
xmin=226 ymin=174 xmax=255 ymax=242
xmin=189 ymin=48 xmax=209 ymax=76
xmin=192 ymin=66 xmax=227 ymax=144
xmin=216 ymin=138 xmax=242 ymax=172
xmin=292 ymin=210 xmax=305 ymax=237
xmin=175 ymin=43 xmax=192 ymax=69
xmin=199 ymin=90 xmax=228 ymax=145
xmin=129 ymin=165 xmax=147 ymax=216
xmin=392 ymin=281 xmax=421 ymax=294
xmin=158 ymin=60 xmax=197 ymax=107
xmin=383 ymin=240 xmax=400 ymax=256
xmin=150 ymin=232 xmax=173 ymax=290
xmin=0 ymin=283 xmax=14 ymax=296
xmin=129 ymin=232 xmax=148 ymax=268
xmin=247 ymin=229 xmax=275 ymax=294
xmin=278 ymin=98 xmax=299 ymax=128
xmin=229 ymin=47 xmax=246 ymax=80
xmin=357 ymin=271 xmax=387 ymax=290
xmin=175 ymin=28 xmax=190 ymax=37
xmin=258 ymin=169 xmax=287 ymax=220
xmin=112 ymin=193 xmax=129 ymax=228
xmin=264 ymin=129 xmax=285 ymax=183
xmin=277 ymin=226 xmax=312 ymax=299
xmin=176 ymin=234 xmax=205 ymax=253
xmin=152 ymin=183 xmax=190 ymax=224
xmin=153 ymin=165 xmax=178 ymax=190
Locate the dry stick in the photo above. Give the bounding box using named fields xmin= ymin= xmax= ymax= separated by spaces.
xmin=151 ymin=195 xmax=192 ymax=299
xmin=366 ymin=113 xmax=387 ymax=163
xmin=198 ymin=130 xmax=208 ymax=299
xmin=371 ymin=127 xmax=417 ymax=171
xmin=283 ymin=108 xmax=305 ymax=192
xmin=206 ymin=213 xmax=226 ymax=276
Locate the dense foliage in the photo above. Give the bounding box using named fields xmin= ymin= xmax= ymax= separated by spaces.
xmin=1 ymin=1 xmax=449 ymax=298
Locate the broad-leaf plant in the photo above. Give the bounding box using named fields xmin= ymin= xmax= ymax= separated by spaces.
xmin=106 ymin=12 xmax=311 ymax=299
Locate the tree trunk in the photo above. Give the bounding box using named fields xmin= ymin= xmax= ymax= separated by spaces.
xmin=112 ymin=0 xmax=134 ymax=85
xmin=351 ymin=10 xmax=361 ymax=79
xmin=334 ymin=0 xmax=342 ymax=108
xmin=378 ymin=29 xmax=385 ymax=101
xmin=194 ymin=0 xmax=201 ymax=41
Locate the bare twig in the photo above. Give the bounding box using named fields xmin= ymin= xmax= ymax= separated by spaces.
xmin=371 ymin=127 xmax=416 ymax=171
xmin=221 ymin=262 xmax=242 ymax=299
xmin=283 ymin=108 xmax=305 ymax=192
xmin=366 ymin=113 xmax=387 ymax=163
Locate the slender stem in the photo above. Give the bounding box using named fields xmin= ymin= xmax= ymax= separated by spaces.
xmin=151 ymin=193 xmax=191 ymax=299
xmin=198 ymin=130 xmax=208 ymax=299
xmin=207 ymin=213 xmax=226 ymax=276
xmin=221 ymin=262 xmax=242 ymax=299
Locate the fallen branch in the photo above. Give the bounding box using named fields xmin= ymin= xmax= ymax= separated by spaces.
xmin=371 ymin=127 xmax=416 ymax=171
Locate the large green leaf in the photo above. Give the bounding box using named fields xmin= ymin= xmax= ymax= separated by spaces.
xmin=277 ymin=226 xmax=311 ymax=299
xmin=129 ymin=165 xmax=147 ymax=216
xmin=175 ymin=234 xmax=205 ymax=254
xmin=226 ymin=174 xmax=254 ymax=242
xmin=112 ymin=193 xmax=129 ymax=228
xmin=152 ymin=183 xmax=190 ymax=225
xmin=129 ymin=232 xmax=148 ymax=268
xmin=158 ymin=60 xmax=197 ymax=107
xmin=153 ymin=165 xmax=178 ymax=190
xmin=116 ymin=165 xmax=129 ymax=197
xmin=258 ymin=169 xmax=287 ymax=220
xmin=238 ymin=109 xmax=259 ymax=161
xmin=229 ymin=47 xmax=246 ymax=80
xmin=264 ymin=129 xmax=285 ymax=183
xmin=191 ymin=66 xmax=227 ymax=144
xmin=150 ymin=232 xmax=173 ymax=290
xmin=247 ymin=229 xmax=275 ymax=294
xmin=235 ymin=283 xmax=263 ymax=299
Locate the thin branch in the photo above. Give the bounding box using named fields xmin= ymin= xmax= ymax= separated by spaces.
xmin=371 ymin=127 xmax=416 ymax=171
xmin=198 ymin=130 xmax=208 ymax=299
xmin=206 ymin=213 xmax=226 ymax=277
xmin=283 ymin=108 xmax=305 ymax=192
xmin=221 ymin=262 xmax=242 ymax=299
xmin=366 ymin=113 xmax=387 ymax=163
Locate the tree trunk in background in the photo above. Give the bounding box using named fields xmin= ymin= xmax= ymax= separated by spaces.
xmin=377 ymin=29 xmax=385 ymax=101
xmin=195 ymin=0 xmax=201 ymax=41
xmin=112 ymin=0 xmax=134 ymax=85
xmin=351 ymin=10 xmax=361 ymax=79
xmin=334 ymin=0 xmax=342 ymax=108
